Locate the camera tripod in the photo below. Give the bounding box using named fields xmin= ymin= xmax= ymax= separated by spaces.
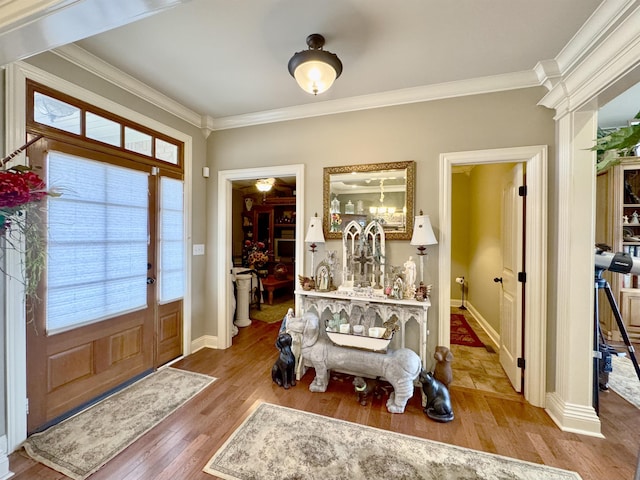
xmin=594 ymin=267 xmax=640 ymax=413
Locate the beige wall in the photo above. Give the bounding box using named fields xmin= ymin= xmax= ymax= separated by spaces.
xmin=209 ymin=87 xmax=555 ymax=353
xmin=469 ymin=163 xmax=516 ymax=333
xmin=24 ymin=52 xmax=210 ymax=339
xmin=451 ymin=172 xmax=470 ymax=304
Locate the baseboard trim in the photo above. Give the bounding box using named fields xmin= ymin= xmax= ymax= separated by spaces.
xmin=0 ymin=435 xmax=14 ymax=479
xmin=191 ymin=335 xmax=219 ymax=352
xmin=545 ymin=392 xmax=603 ymax=438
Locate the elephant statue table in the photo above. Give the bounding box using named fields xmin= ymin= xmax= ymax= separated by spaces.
xmin=286 ymin=312 xmax=421 ymax=413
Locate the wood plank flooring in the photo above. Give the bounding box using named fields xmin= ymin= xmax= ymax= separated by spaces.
xmin=9 ymin=316 xmax=640 ymax=480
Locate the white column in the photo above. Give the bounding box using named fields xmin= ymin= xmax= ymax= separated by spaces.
xmin=234 ymin=274 xmax=253 ymax=328
xmin=545 ymin=109 xmax=602 ymax=437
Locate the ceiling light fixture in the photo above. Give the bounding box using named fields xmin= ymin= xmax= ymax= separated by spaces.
xmin=288 ymin=33 xmax=343 ymax=96
xmin=256 ymin=178 xmax=275 ymax=192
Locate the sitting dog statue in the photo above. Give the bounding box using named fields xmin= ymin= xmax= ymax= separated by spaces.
xmin=433 ymin=345 xmax=454 ymax=387
xmin=419 ymin=369 xmax=454 ymax=422
xmin=271 ymin=333 xmax=296 ymax=389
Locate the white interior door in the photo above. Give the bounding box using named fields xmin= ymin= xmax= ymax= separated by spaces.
xmin=499 ymin=163 xmax=525 ymax=392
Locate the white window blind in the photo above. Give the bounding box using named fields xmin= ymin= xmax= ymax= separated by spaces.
xmin=46 ymin=151 xmax=149 ymax=334
xmin=159 ymin=177 xmax=185 ymax=302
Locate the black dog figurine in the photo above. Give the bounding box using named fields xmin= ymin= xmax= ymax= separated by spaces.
xmin=271 ymin=333 xmax=296 ymax=389
xmin=419 ymin=369 xmax=454 ymax=422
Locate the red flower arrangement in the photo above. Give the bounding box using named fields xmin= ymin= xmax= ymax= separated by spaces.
xmin=1 ymin=135 xmax=59 ymax=301
xmin=0 ymin=166 xmax=51 ymax=232
xmin=0 ymin=135 xmax=54 ymax=232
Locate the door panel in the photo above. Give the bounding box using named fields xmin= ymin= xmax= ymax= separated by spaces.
xmin=499 ymin=163 xmax=524 ymax=392
xmin=156 ymin=300 xmax=183 ymax=367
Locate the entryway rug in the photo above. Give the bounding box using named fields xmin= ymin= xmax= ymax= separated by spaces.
xmin=23 ymin=367 xmax=216 ymax=480
xmin=250 ymin=299 xmax=293 ymax=324
xmin=204 ymin=402 xmax=582 ymax=480
xmin=609 ymin=354 xmax=640 ymax=408
xmin=451 ymin=313 xmax=485 ymax=347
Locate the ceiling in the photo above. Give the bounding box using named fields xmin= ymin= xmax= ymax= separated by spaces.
xmin=71 ymin=0 xmax=619 ymax=123
xmin=3 ymin=0 xmax=638 ymax=128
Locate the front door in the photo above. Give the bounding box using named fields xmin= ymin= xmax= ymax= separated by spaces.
xmin=26 ymin=139 xmax=182 ymax=432
xmin=498 ymin=163 xmax=525 ymax=392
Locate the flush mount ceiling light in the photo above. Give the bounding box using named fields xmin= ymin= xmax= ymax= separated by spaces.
xmin=288 ymin=33 xmax=343 ymax=96
xmin=256 ymin=178 xmax=275 ymax=192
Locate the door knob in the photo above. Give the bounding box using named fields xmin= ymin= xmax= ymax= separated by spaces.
xmin=147 ymin=277 xmax=156 ymax=285
xmin=493 ymin=277 xmax=503 ymax=283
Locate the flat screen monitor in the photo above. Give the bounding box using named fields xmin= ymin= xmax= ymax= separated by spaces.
xmin=274 ymin=238 xmax=295 ymax=261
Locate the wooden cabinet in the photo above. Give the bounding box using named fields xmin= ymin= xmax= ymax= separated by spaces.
xmin=596 ymin=157 xmax=640 ymax=341
xmin=241 ymin=198 xmax=296 ymax=271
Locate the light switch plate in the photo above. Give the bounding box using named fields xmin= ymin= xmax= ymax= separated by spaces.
xmin=193 ymin=244 xmax=205 ymax=255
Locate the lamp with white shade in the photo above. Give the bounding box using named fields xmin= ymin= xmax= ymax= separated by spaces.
xmin=305 ymin=213 xmax=325 ymax=276
xmin=410 ymin=211 xmax=438 ymax=284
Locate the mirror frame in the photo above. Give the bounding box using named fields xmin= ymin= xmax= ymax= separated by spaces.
xmin=323 ymin=160 xmax=416 ymax=240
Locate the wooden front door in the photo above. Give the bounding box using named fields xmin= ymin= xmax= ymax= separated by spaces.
xmin=26 ymin=140 xmax=182 ymax=432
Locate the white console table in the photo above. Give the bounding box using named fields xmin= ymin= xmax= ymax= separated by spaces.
xmin=295 ymin=290 xmax=431 ymax=369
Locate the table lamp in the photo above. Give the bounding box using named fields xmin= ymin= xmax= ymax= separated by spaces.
xmin=410 ymin=211 xmax=438 ymax=283
xmin=305 ymin=212 xmax=325 ymax=276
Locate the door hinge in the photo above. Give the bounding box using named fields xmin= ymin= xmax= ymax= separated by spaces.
xmin=26 ymin=397 xmax=29 ymax=414
xmin=517 ymin=357 xmax=525 ymax=369
xmin=518 ymin=272 xmax=526 ymax=283
xmin=518 ymin=185 xmax=527 ymax=196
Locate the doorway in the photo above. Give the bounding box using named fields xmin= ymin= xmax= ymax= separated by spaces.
xmin=449 ymin=162 xmax=524 ymax=395
xmin=439 ymin=145 xmax=548 ymax=407
xmin=216 ymin=165 xmax=305 ymax=349
xmin=231 ymin=177 xmax=297 ymax=325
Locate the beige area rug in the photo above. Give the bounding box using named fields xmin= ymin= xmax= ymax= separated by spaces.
xmin=250 ymin=299 xmax=293 ymax=324
xmin=23 ymin=367 xmax=216 ymax=480
xmin=204 ymin=403 xmax=582 ymax=480
xmin=609 ymin=354 xmax=640 ymax=408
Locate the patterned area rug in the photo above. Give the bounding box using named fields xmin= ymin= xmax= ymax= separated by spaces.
xmin=451 ymin=313 xmax=485 ymax=347
xmin=23 ymin=368 xmax=216 ymax=480
xmin=609 ymin=354 xmax=640 ymax=408
xmin=204 ymin=403 xmax=582 ymax=480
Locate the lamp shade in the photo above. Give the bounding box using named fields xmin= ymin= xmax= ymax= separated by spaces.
xmin=288 ymin=34 xmax=343 ymax=96
xmin=410 ymin=214 xmax=438 ymax=246
xmin=305 ymin=214 xmax=325 ymax=244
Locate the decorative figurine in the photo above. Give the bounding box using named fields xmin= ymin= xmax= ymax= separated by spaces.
xmin=271 ymin=333 xmax=296 ymax=389
xmin=331 ymin=194 xmax=341 ymax=214
xmin=433 ymin=346 xmax=454 ymax=388
xmin=632 ymin=211 xmax=640 ymax=225
xmin=403 ymin=256 xmax=416 ymax=290
xmin=353 ymin=376 xmax=387 ymax=405
xmin=419 ymin=369 xmax=454 ymax=422
xmin=298 ymin=275 xmax=316 ymax=291
xmin=353 ymin=376 xmax=373 ymax=406
xmin=244 ymin=197 xmax=253 ymax=211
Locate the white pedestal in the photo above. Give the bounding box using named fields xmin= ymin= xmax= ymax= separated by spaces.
xmin=234 ymin=274 xmax=253 ymax=327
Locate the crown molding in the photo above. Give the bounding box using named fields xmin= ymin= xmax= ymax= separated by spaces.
xmin=52 ymin=44 xmax=203 ymax=127
xmin=210 ymin=70 xmax=540 ymax=130
xmin=539 ymin=0 xmax=640 ymax=114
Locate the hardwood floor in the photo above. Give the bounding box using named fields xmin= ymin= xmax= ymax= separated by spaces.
xmin=9 ymin=317 xmax=640 ymax=480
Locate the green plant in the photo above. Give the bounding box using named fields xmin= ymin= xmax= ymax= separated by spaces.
xmin=593 ymin=110 xmax=640 ymax=172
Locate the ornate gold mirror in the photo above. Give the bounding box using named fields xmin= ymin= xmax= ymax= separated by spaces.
xmin=323 ymin=161 xmax=415 ymax=240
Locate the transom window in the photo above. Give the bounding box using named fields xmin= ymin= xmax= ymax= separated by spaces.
xmin=29 ymin=80 xmax=182 ymax=167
